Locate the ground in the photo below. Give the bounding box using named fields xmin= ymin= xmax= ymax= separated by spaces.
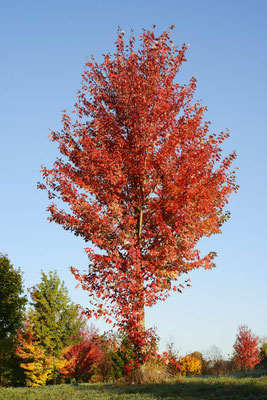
xmin=0 ymin=374 xmax=267 ymax=400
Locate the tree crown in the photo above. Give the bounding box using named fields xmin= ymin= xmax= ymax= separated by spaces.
xmin=0 ymin=254 xmax=27 ymax=341
xmin=29 ymin=270 xmax=83 ymax=356
xmin=39 ymin=26 xmax=238 ymax=355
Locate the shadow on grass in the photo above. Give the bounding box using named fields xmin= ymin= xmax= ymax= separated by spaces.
xmin=76 ymin=375 xmax=267 ymax=400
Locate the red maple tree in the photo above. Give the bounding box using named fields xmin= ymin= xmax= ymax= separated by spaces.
xmin=39 ymin=26 xmax=238 ymax=359
xmin=60 ymin=325 xmax=102 ymax=382
xmin=233 ymin=325 xmax=261 ymax=370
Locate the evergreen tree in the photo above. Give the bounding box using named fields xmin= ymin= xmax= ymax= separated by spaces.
xmin=29 ymin=270 xmax=83 ymax=382
xmin=0 ymin=254 xmax=27 ymax=386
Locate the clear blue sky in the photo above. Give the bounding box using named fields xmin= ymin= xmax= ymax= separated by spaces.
xmin=1 ymin=0 xmax=266 ymax=357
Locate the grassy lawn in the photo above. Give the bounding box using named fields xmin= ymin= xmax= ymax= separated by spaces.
xmin=0 ymin=375 xmax=266 ymax=400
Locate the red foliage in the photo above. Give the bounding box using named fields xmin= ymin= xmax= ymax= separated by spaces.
xmin=233 ymin=325 xmax=261 ymax=370
xmin=39 ymin=26 xmax=238 ymax=357
xmin=60 ymin=325 xmax=102 ymax=382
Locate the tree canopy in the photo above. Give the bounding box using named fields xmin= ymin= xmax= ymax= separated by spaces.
xmin=39 ymin=26 xmax=238 ymax=358
xmin=28 ymin=270 xmax=83 ymax=380
xmin=233 ymin=325 xmax=261 ymax=370
xmin=0 ymin=254 xmax=27 ymax=342
xmin=0 ymin=254 xmax=27 ymax=385
xmin=29 ymin=270 xmax=83 ymax=355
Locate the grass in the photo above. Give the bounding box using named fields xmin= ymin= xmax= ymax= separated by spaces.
xmin=0 ymin=374 xmax=266 ymax=400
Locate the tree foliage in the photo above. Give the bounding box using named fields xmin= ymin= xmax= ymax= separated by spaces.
xmin=233 ymin=325 xmax=261 ymax=370
xmin=29 ymin=270 xmax=83 ymax=380
xmin=60 ymin=324 xmax=102 ymax=382
xmin=95 ymin=333 xmax=126 ymax=382
xmin=0 ymin=254 xmax=27 ymax=385
xmin=39 ymin=26 xmax=238 ymax=356
xmin=259 ymin=338 xmax=267 ymax=368
xmin=178 ymin=354 xmax=202 ymax=376
xmin=16 ymin=320 xmax=54 ymax=387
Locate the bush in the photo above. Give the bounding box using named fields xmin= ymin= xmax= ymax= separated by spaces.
xmin=164 ymin=342 xmax=181 ymax=377
xmin=97 ymin=345 xmax=125 ymax=382
xmin=119 ymin=358 xmax=170 ymax=384
xmin=179 ymin=355 xmax=202 ymax=376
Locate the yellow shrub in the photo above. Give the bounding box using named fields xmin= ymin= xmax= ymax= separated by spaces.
xmin=179 ymin=355 xmax=202 ymax=376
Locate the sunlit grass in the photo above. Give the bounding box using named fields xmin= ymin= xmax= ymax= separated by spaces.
xmin=0 ymin=374 xmax=266 ymax=399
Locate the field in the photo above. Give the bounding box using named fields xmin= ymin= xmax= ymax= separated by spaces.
xmin=0 ymin=375 xmax=266 ymax=400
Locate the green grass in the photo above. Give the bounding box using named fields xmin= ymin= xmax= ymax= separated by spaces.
xmin=0 ymin=375 xmax=266 ymax=400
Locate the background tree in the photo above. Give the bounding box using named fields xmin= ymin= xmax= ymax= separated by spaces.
xmin=16 ymin=320 xmax=54 ymax=387
xmin=0 ymin=254 xmax=27 ymax=386
xmin=95 ymin=333 xmax=126 ymax=382
xmin=233 ymin=325 xmax=261 ymax=370
xmin=60 ymin=324 xmax=102 ymax=383
xmin=259 ymin=337 xmax=267 ymax=369
xmin=164 ymin=340 xmax=180 ymax=377
xmin=29 ymin=270 xmax=83 ymax=383
xmin=39 ymin=26 xmax=238 ymax=358
xmin=97 ymin=345 xmax=125 ymax=382
xmin=204 ymin=346 xmax=222 ymax=362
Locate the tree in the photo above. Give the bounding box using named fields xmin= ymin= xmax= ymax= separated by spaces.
xmin=259 ymin=337 xmax=267 ymax=368
xmin=60 ymin=324 xmax=102 ymax=382
xmin=97 ymin=341 xmax=125 ymax=382
xmin=39 ymin=26 xmax=238 ymax=358
xmin=29 ymin=270 xmax=83 ymax=382
xmin=203 ymin=345 xmax=223 ymax=366
xmin=233 ymin=325 xmax=261 ymax=370
xmin=0 ymin=254 xmax=27 ymax=385
xmin=164 ymin=341 xmax=180 ymax=377
xmin=16 ymin=320 xmax=54 ymax=387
